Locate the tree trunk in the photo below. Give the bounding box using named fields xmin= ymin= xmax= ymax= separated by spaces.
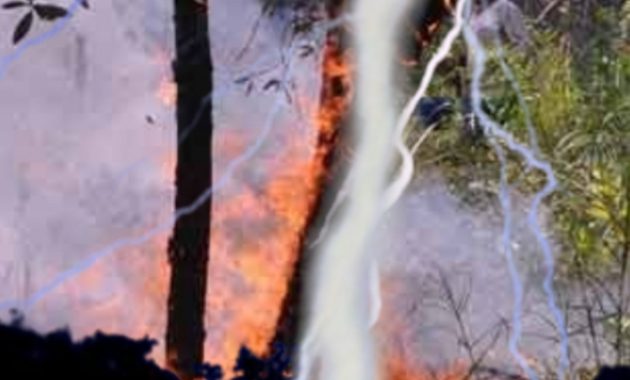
xmin=166 ymin=1 xmax=213 ymax=379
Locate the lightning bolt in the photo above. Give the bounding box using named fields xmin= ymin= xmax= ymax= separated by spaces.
xmin=382 ymin=0 xmax=468 ymax=212
xmin=313 ymin=0 xmax=468 ymax=233
xmin=301 ymin=10 xmax=470 ymax=380
xmin=486 ymin=132 xmax=537 ymax=379
xmin=463 ymin=15 xmax=569 ymax=380
xmin=294 ymin=1 xmax=436 ymax=380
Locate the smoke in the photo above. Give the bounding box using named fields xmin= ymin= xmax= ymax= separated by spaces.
xmin=375 ymin=170 xmax=565 ymax=375
xmin=2 ymin=1 xmax=282 ymax=307
xmin=0 ymin=1 xmax=571 ymax=378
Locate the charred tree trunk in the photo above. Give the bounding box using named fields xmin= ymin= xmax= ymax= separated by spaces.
xmin=166 ymin=1 xmax=213 ymax=379
xmin=270 ymin=0 xmax=352 ymax=364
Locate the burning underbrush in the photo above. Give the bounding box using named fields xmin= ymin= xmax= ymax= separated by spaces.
xmin=202 ymin=15 xmax=353 ymax=375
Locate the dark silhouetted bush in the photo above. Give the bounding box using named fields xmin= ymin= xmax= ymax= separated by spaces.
xmin=0 ymin=313 xmax=178 ymax=380
xmin=594 ymin=366 xmax=630 ymax=380
xmin=0 ymin=313 xmax=294 ymax=380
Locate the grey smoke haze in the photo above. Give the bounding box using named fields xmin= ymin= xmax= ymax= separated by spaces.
xmin=0 ymin=0 xmax=176 ymax=337
xmin=376 ymin=171 xmax=564 ymax=373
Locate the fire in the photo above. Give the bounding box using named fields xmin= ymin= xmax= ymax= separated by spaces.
xmin=377 ymin=279 xmax=469 ymax=380
xmin=317 ymin=38 xmax=353 ymax=138
xmin=386 ymin=357 xmax=467 ymax=380
xmin=143 ymin=11 xmax=461 ymax=380
xmin=203 ymin=31 xmax=353 ymax=375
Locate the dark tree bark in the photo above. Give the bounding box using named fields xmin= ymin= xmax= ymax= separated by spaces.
xmin=165 ymin=1 xmax=213 ymax=379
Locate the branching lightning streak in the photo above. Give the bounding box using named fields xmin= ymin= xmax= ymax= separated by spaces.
xmin=410 ymin=122 xmax=438 ymax=155
xmin=0 ymin=0 xmax=84 ymax=80
xmin=309 ymin=3 xmax=469 ymax=341
xmin=382 ymin=0 xmax=468 ymax=211
xmin=0 ymin=17 xmax=345 ymax=312
xmin=310 ymin=118 xmax=435 ymax=249
xmin=307 ymin=5 xmax=469 ymax=364
xmin=312 ymin=0 xmax=467 ymax=242
xmin=463 ymin=21 xmax=569 ymax=380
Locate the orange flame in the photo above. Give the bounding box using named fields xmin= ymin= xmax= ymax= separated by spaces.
xmin=203 ymin=32 xmax=354 ymax=376
xmin=377 ymin=277 xmax=470 ymax=380
xmin=386 ymin=357 xmax=468 ymax=380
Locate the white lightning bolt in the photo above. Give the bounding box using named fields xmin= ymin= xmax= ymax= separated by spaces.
xmin=295 ymin=1 xmax=413 ymax=380
xmin=382 ymin=0 xmax=469 ymax=211
xmin=301 ymin=11 xmax=471 ymax=380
